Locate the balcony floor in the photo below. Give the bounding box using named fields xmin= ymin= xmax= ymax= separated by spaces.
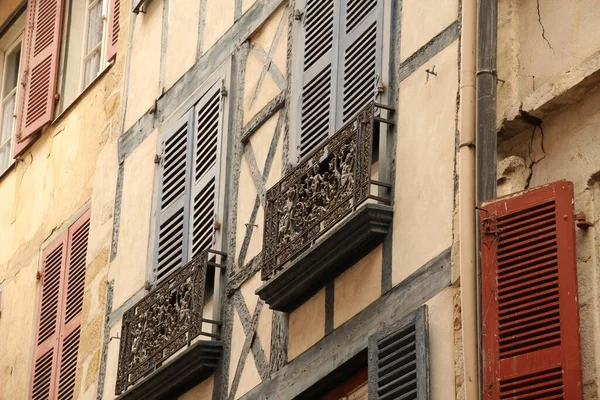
xmin=116 ymin=340 xmax=222 ymax=400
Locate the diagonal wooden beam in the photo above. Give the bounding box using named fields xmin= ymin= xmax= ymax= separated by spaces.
xmin=249 ymin=11 xmax=287 ymax=108
xmin=237 ymin=112 xmax=284 ymax=268
xmin=229 ymin=291 xmax=268 ymax=400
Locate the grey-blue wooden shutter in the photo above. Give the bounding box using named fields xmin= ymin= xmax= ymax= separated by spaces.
xmin=337 ymin=0 xmax=383 ymax=125
xmin=154 ymin=111 xmax=194 ymax=282
xmin=189 ymin=81 xmax=224 ymax=259
xmin=368 ymin=306 xmax=430 ymax=400
xmin=297 ymin=0 xmax=340 ymax=159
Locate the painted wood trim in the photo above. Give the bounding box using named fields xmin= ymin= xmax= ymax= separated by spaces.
xmin=239 ymin=247 xmax=451 ymax=399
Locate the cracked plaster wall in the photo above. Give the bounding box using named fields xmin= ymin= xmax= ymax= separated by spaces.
xmin=498 ymin=6 xmax=600 ymax=395
xmin=499 ymin=85 xmax=600 ymax=399
xmin=497 ymin=0 xmax=600 ymax=132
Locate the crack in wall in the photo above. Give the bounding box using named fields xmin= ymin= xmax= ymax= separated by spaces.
xmin=524 ymin=124 xmax=547 ymax=189
xmin=536 ymin=0 xmax=554 ymax=52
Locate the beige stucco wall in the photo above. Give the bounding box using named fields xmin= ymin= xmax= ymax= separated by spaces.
xmin=400 ymin=0 xmax=458 ymax=62
xmin=392 ymin=40 xmax=458 ymax=285
xmin=333 ymin=246 xmax=382 ymax=328
xmin=498 ymin=87 xmax=600 ymax=399
xmin=426 ymin=287 xmax=456 ymax=399
xmin=202 ymin=0 xmax=235 ymax=53
xmin=288 ymin=287 xmax=326 ymax=361
xmin=164 ymin=0 xmax=200 ymax=91
xmin=108 ymin=131 xmax=157 ymax=311
xmin=124 ymin=0 xmax=163 ymax=131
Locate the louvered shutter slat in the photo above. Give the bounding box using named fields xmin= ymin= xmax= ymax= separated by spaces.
xmin=368 ymin=306 xmax=429 ymax=400
xmin=56 ymin=327 xmax=81 ymax=400
xmin=54 ymin=210 xmax=90 ymax=400
xmin=30 ymin=231 xmax=66 ymax=400
xmin=17 ymin=0 xmax=64 ymax=142
xmin=480 ymin=181 xmax=583 ymax=400
xmin=31 ymin=350 xmax=54 ymax=400
xmin=37 ymin=244 xmax=62 ymax=344
xmin=298 ymin=0 xmax=338 ymax=160
xmin=338 ymin=0 xmax=382 ymax=125
xmin=107 ymin=0 xmax=121 ymax=62
xmin=29 ymin=212 xmax=90 ymax=400
xmin=190 ymin=83 xmax=223 ymax=259
xmin=64 ymin=219 xmax=90 ymax=324
xmin=155 ymin=113 xmax=193 ymax=282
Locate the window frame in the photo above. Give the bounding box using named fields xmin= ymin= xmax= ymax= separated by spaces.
xmin=79 ymin=0 xmax=108 ymax=91
xmin=0 ymin=14 xmax=24 ymax=177
xmin=56 ymin=0 xmax=111 ymax=114
xmin=289 ymin=0 xmax=392 ymax=166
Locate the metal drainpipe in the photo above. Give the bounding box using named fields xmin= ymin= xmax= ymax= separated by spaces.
xmin=458 ymin=0 xmax=478 ymax=397
xmin=476 ymin=0 xmax=498 ymax=398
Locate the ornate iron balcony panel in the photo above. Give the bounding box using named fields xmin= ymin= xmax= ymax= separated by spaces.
xmin=115 ymin=250 xmax=225 ymax=395
xmin=262 ymin=103 xmax=394 ymax=281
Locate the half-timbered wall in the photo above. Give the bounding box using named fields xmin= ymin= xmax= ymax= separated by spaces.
xmin=98 ymin=0 xmax=464 ymax=399
xmin=2 ymin=0 xmax=564 ymax=398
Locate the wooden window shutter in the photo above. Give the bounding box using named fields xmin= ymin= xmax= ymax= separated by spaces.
xmin=479 ymin=181 xmax=583 ymax=399
xmin=30 ymin=210 xmax=90 ymax=400
xmin=107 ymin=0 xmax=121 ymax=62
xmin=155 ymin=111 xmax=194 ymax=282
xmin=189 ymin=81 xmax=224 ymax=259
xmin=56 ymin=211 xmax=90 ymax=399
xmin=13 ymin=0 xmax=39 ymax=158
xmin=297 ymin=0 xmax=340 ymax=160
xmin=337 ymin=0 xmax=383 ymax=125
xmin=368 ymin=306 xmax=430 ymax=400
xmin=30 ymin=232 xmax=67 ymax=400
xmin=16 ymin=0 xmax=64 ymax=145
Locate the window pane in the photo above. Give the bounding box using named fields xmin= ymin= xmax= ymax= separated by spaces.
xmin=84 ymin=50 xmax=101 ymax=87
xmin=0 ymin=93 xmax=15 ymax=144
xmin=0 ymin=142 xmax=10 ymax=173
xmin=4 ymin=48 xmax=20 ymax=93
xmin=86 ymin=1 xmax=103 ymax=55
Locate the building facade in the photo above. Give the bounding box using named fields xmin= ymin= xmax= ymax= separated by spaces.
xmin=0 ymin=0 xmax=597 ymax=399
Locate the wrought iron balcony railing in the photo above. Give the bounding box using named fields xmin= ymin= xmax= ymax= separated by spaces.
xmin=115 ymin=249 xmax=225 ymax=396
xmin=259 ymin=103 xmax=394 ymax=309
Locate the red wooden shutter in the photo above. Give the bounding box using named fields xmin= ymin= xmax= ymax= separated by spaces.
xmin=107 ymin=0 xmax=121 ymax=62
xmin=16 ymin=0 xmax=64 ymax=144
xmin=55 ymin=210 xmax=90 ymax=399
xmin=479 ymin=181 xmax=583 ymax=399
xmin=30 ymin=231 xmax=67 ymax=400
xmin=29 ymin=210 xmax=91 ymax=400
xmin=13 ymin=0 xmax=39 ymax=158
